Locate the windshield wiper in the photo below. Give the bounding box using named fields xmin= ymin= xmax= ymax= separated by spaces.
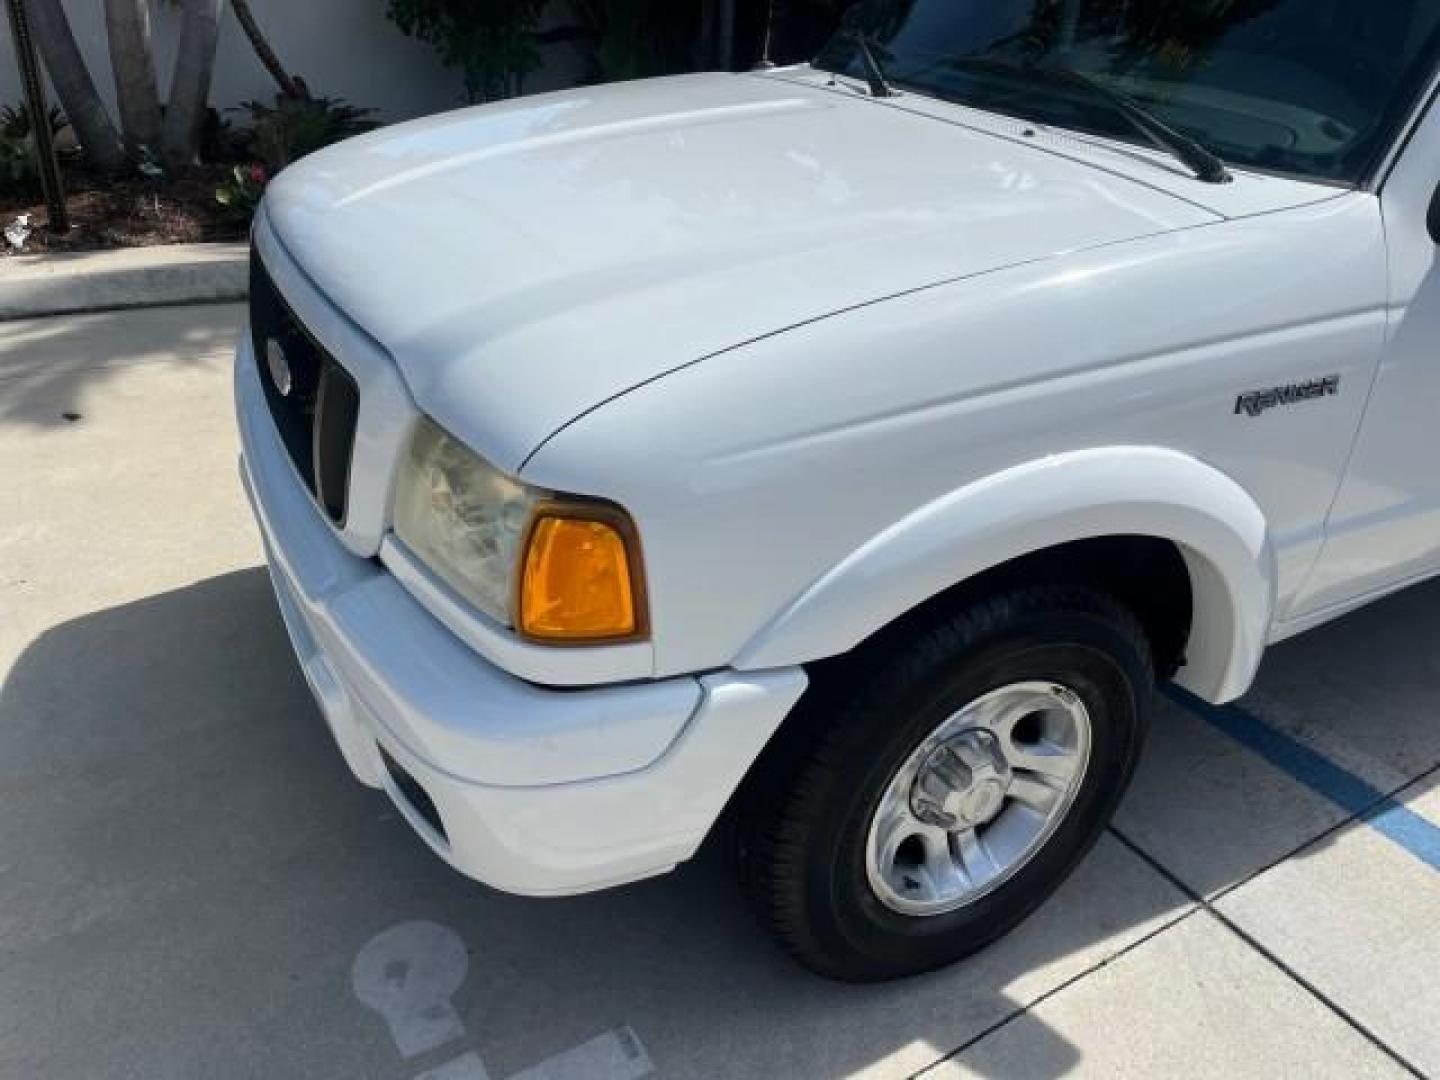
xmin=945 ymin=56 xmax=1232 ymax=184
xmin=853 ymin=34 xmax=898 ymax=98
xmin=1037 ymin=63 xmax=1232 ymax=184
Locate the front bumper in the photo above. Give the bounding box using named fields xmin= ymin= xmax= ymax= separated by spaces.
xmin=235 ymin=334 xmax=806 ymax=895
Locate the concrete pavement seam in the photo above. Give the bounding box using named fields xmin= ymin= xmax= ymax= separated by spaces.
xmin=1170 ymin=687 xmax=1440 ymax=876
xmin=1108 ymin=826 xmax=1427 ymax=1080
xmin=1205 ymin=757 xmax=1440 ymax=907
xmin=906 ymin=897 xmax=1204 ymax=1078
xmin=913 ymin=709 xmax=1440 ymax=1076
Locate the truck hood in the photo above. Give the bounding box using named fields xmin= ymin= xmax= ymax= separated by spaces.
xmin=263 ymin=72 xmax=1218 ymax=470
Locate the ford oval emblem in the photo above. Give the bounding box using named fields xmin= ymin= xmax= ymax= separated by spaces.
xmin=266 ymin=338 xmax=292 ymax=397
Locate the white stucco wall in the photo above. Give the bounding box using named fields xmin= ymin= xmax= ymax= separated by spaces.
xmin=2 ymin=0 xmax=577 ymax=125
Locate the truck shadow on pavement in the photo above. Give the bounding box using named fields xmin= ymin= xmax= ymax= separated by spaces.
xmin=0 ymin=303 xmax=242 ymax=432
xmin=1117 ymin=575 xmax=1440 ymax=901
xmin=3 ymin=568 xmax=1438 ymax=1078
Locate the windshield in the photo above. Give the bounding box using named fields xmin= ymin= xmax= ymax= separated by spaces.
xmin=815 ymin=0 xmax=1440 ymax=184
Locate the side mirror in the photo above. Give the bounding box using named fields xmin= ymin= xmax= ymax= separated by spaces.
xmin=1429 ymin=181 xmax=1440 ymax=244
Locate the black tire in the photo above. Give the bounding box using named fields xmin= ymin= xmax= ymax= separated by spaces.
xmin=738 ymin=586 xmax=1153 ymax=982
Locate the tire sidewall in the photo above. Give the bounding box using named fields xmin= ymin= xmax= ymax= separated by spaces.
xmin=801 ymin=607 xmax=1149 ymax=978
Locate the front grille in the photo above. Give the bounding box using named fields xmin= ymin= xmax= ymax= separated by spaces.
xmin=249 ymin=248 xmax=359 ymax=524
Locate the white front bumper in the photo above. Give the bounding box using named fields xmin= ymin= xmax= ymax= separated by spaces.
xmin=235 ymin=335 xmax=806 ymax=896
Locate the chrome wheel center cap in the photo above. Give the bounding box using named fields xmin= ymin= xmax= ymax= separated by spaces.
xmin=866 ymin=681 xmax=1093 ymax=917
xmin=910 ymin=729 xmax=1012 ymax=830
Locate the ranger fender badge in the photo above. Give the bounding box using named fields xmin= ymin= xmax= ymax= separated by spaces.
xmin=1234 ymin=375 xmax=1339 ymax=418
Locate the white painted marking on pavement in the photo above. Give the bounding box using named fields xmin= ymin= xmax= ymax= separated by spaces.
xmin=508 ymin=1027 xmax=653 ymax=1080
xmin=351 ymin=921 xmax=655 ymax=1079
xmin=352 ymin=921 xmax=469 ymax=1058
xmin=414 ymin=1052 xmax=492 ymax=1080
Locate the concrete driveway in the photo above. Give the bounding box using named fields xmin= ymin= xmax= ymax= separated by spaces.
xmin=2 ymin=303 xmax=1438 ymax=1079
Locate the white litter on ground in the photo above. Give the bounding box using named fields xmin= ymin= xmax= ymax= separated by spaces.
xmin=4 ymin=213 xmax=32 ymax=251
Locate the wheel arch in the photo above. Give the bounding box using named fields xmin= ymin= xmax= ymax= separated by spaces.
xmin=734 ymin=447 xmax=1276 ymax=704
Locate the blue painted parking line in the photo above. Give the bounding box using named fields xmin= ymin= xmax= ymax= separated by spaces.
xmin=1167 ymin=687 xmax=1440 ymax=873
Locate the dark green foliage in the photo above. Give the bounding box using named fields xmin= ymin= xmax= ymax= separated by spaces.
xmin=385 ymin=0 xmax=739 ymax=100
xmin=200 ymin=107 xmax=248 ymax=165
xmin=232 ymin=94 xmax=380 ymax=171
xmin=215 ymin=162 xmax=268 ymax=222
xmin=0 ymin=103 xmax=67 ymax=141
xmin=215 ymin=94 xmax=379 ymax=222
xmin=0 ymin=137 xmax=39 ymax=199
xmin=0 ymin=102 xmax=67 ymax=199
xmin=567 ymin=0 xmax=704 ymax=82
xmin=386 ymin=0 xmax=548 ymax=102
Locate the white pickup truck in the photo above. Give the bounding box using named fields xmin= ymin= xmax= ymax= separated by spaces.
xmin=236 ymin=0 xmax=1440 ymax=980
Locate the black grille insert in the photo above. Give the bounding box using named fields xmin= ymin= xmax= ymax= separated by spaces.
xmin=379 ymin=746 xmax=448 ymax=843
xmin=249 ymin=248 xmax=359 ymax=524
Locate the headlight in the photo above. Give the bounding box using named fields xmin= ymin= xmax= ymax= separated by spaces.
xmin=393 ymin=417 xmax=645 ymax=643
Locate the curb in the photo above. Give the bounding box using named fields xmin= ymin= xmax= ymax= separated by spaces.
xmin=0 ymin=241 xmax=248 ymax=321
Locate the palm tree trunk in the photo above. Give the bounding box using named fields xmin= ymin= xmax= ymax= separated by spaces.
xmin=230 ymin=0 xmax=300 ymax=97
xmin=162 ymin=0 xmax=225 ymax=168
xmin=103 ymin=0 xmax=163 ymax=157
xmin=25 ymin=0 xmax=124 ymax=170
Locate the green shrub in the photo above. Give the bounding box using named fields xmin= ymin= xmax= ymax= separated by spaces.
xmin=0 ymin=103 xmax=66 ymax=142
xmin=386 ymin=0 xmax=547 ymax=102
xmin=0 ymin=134 xmax=39 ymax=199
xmin=0 ymin=103 xmax=67 ymax=200
xmin=215 ymin=162 xmax=268 ymax=222
xmin=216 ymin=94 xmax=378 ymax=222
xmin=232 ymin=94 xmax=379 ymax=172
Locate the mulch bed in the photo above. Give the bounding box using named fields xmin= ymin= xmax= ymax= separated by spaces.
xmin=1 ymin=162 xmax=248 ymax=256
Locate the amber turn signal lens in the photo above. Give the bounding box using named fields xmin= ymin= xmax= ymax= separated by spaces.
xmin=519 ymin=514 xmax=639 ymax=641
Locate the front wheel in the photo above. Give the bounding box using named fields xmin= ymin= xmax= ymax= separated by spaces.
xmin=739 ymin=586 xmax=1153 ymax=982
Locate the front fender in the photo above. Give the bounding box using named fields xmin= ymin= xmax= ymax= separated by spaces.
xmin=734 ymin=447 xmax=1275 ymax=703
